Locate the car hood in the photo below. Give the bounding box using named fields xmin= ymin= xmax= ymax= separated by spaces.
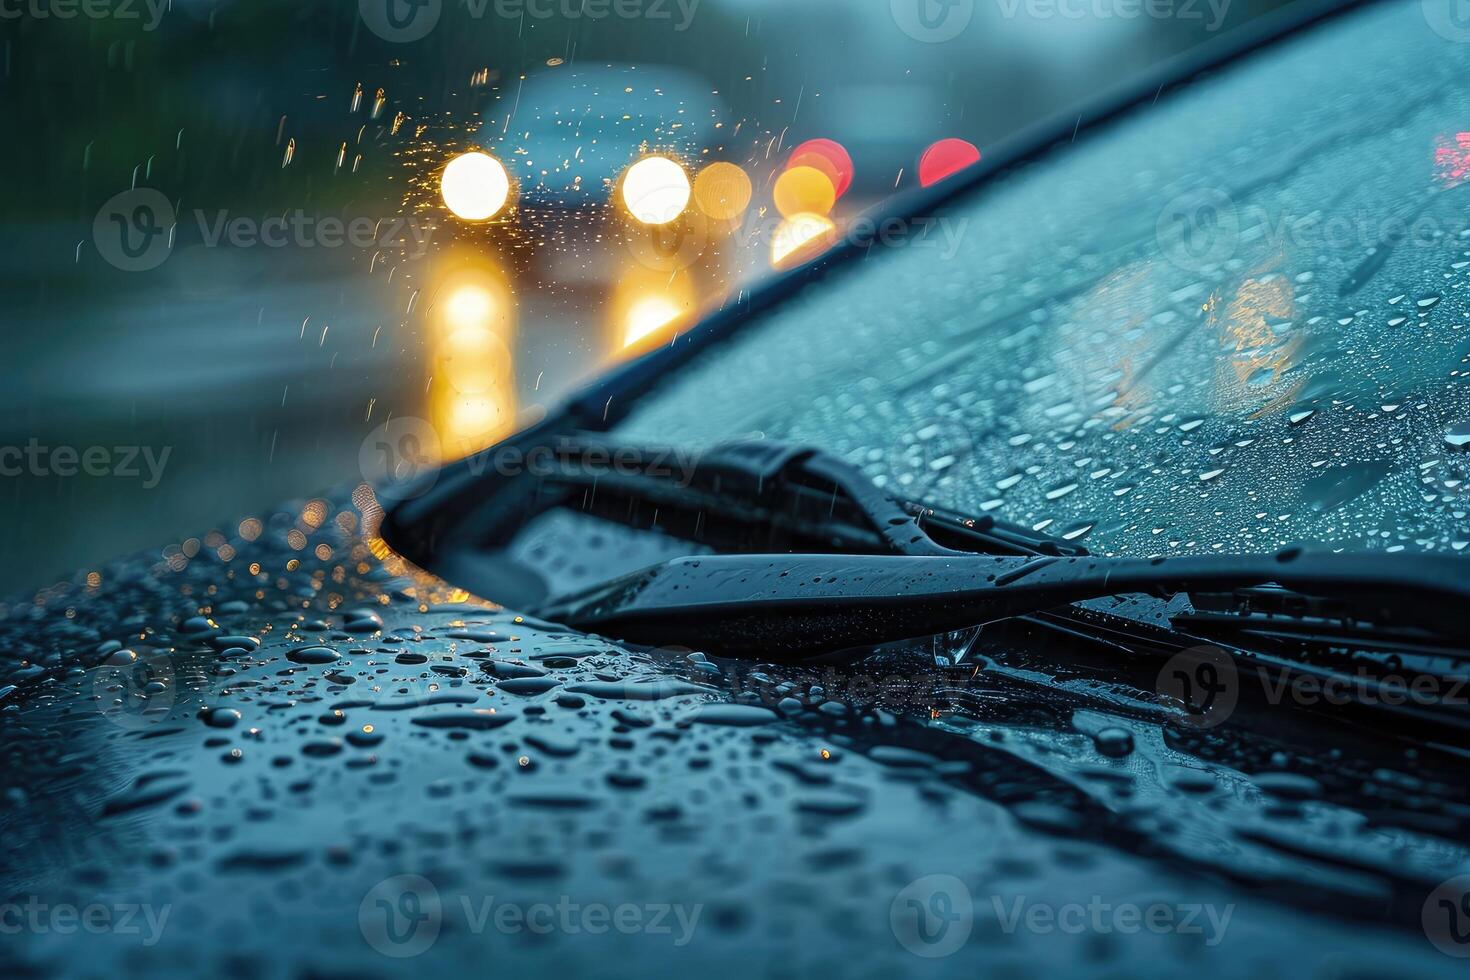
xmin=1 ymin=485 xmax=1467 ymax=977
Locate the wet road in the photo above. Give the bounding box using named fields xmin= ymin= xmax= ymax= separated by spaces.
xmin=1 ymin=232 xmax=600 ymax=596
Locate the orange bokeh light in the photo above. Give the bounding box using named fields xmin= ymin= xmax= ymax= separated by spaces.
xmin=693 ymin=162 xmax=754 ymax=221
xmin=788 ymin=139 xmax=853 ymax=198
xmin=773 ymin=165 xmax=837 ymax=218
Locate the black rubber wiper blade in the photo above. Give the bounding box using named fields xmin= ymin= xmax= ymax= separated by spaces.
xmin=382 ymin=433 xmax=1467 ymax=663
xmin=536 ymin=550 xmax=1470 ymax=659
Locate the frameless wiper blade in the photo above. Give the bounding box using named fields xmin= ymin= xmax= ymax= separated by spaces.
xmin=385 ymin=433 xmax=1089 ymax=582
xmin=535 ymin=550 xmax=1470 ymax=659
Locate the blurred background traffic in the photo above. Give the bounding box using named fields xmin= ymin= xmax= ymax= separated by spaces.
xmin=1 ymin=0 xmax=1288 ymax=593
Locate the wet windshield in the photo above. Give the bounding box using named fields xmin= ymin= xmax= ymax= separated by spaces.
xmin=617 ymin=0 xmax=1470 ymax=558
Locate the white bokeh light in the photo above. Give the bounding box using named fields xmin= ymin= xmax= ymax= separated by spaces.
xmin=441 ymin=152 xmax=512 ymax=222
xmin=621 ymin=157 xmax=692 ymax=226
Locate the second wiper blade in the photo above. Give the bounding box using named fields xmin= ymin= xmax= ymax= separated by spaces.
xmin=536 ymin=550 xmax=1469 ymax=659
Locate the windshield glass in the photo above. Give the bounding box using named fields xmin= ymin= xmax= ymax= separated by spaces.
xmin=616 ymin=0 xmax=1470 ymax=558
xmin=5 ymin=0 xmax=1272 ymax=594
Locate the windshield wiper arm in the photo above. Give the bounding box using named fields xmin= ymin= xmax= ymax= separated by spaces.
xmin=536 ymin=549 xmax=1469 ymax=659
xmin=383 ymin=432 xmax=1468 ymax=659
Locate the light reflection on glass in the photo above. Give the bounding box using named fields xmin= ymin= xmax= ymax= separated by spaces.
xmin=430 ymin=257 xmax=517 ymax=459
xmin=611 ymin=268 xmax=696 ymax=353
xmin=771 ymin=212 xmax=837 ymax=268
xmin=1210 ymin=271 xmax=1302 ymax=418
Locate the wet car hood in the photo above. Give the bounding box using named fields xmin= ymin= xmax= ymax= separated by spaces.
xmin=3 ymin=487 xmax=1468 ymax=977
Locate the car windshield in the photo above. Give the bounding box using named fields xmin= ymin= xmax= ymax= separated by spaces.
xmin=7 ymin=0 xmax=1279 ymax=594
xmin=615 ymin=0 xmax=1470 ymax=559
